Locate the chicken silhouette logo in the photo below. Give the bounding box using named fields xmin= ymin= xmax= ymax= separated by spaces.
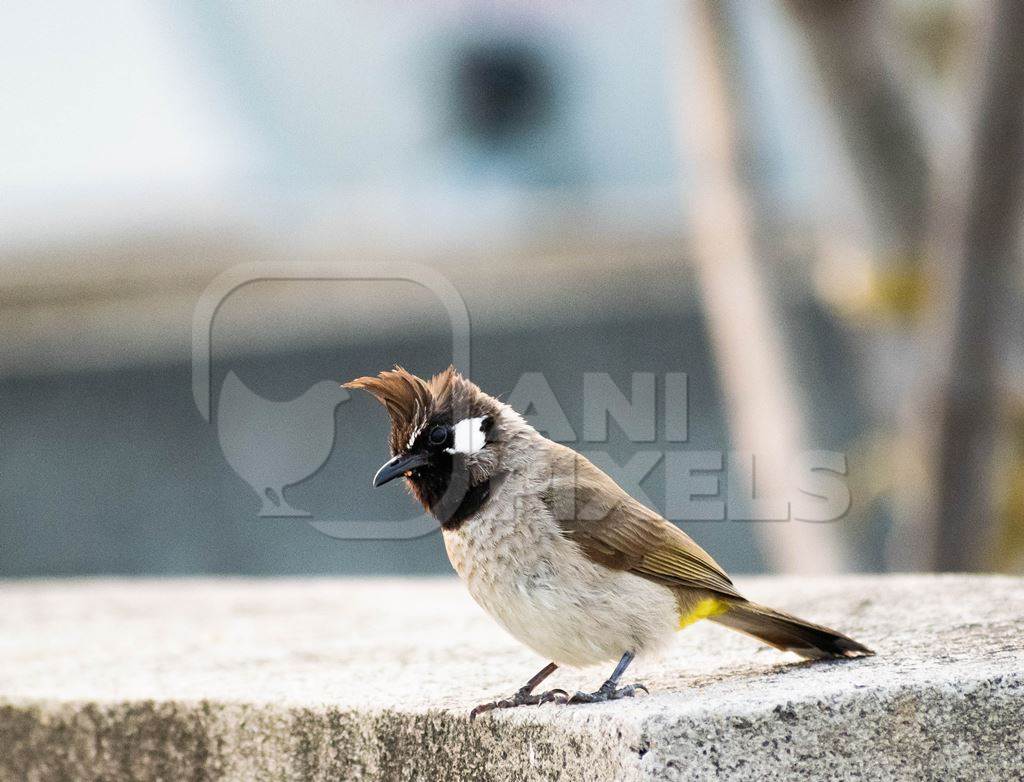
xmin=217 ymin=371 xmax=349 ymax=516
xmin=192 ymin=261 xmax=470 ymax=537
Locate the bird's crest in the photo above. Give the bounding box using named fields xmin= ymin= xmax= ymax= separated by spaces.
xmin=344 ymin=365 xmax=494 ymax=454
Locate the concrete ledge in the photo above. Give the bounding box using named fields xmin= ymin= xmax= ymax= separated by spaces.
xmin=1 ymin=575 xmax=1021 ymax=780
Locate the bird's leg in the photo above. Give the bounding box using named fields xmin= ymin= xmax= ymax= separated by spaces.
xmin=469 ymin=662 xmax=567 ymax=719
xmin=567 ymin=651 xmax=649 ymax=704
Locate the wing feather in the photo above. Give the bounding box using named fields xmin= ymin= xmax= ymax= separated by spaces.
xmin=538 ymin=445 xmax=741 ymax=599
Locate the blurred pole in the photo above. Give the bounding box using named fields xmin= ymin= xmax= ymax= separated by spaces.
xmin=783 ymin=0 xmax=931 ymax=263
xmin=781 ymin=0 xmax=936 ymax=570
xmin=669 ymin=2 xmax=850 ymax=574
xmin=913 ymin=0 xmax=1024 ymax=571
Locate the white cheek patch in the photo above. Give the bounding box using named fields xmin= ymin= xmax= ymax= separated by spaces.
xmin=446 ymin=416 xmax=488 ymax=454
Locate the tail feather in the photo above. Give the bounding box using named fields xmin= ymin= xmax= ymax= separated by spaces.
xmin=710 ymin=601 xmax=874 ymax=660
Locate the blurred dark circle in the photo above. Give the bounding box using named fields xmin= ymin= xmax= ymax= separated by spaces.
xmin=453 ymin=41 xmax=553 ymax=144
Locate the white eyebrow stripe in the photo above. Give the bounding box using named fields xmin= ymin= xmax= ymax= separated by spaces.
xmin=407 ymin=423 xmax=425 ymax=450
xmin=446 ymin=416 xmax=487 ymax=454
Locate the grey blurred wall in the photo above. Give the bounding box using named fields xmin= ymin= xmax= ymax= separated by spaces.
xmin=0 ymin=301 xmax=879 ymax=577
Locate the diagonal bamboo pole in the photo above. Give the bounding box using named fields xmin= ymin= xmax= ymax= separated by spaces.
xmin=668 ymin=2 xmax=850 ymax=573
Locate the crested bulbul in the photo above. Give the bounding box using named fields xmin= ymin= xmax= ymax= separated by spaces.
xmin=346 ymin=367 xmax=873 ymax=718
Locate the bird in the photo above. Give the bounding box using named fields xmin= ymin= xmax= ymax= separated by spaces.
xmin=345 ymin=366 xmax=873 ymax=718
xmin=218 ymin=370 xmax=349 ymax=517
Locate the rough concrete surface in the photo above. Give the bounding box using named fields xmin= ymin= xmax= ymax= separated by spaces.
xmin=0 ymin=575 xmax=1021 ymax=781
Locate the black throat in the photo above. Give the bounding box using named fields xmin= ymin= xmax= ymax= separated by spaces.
xmin=434 ymin=476 xmax=495 ymax=530
xmin=410 ymin=458 xmax=500 ymax=531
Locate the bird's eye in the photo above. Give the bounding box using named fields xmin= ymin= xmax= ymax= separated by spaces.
xmin=428 ymin=425 xmax=449 ymax=446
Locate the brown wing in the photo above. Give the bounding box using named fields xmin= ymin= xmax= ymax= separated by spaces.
xmin=538 ymin=444 xmax=742 ymax=600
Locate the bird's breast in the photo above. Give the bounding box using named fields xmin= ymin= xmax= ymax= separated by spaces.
xmin=441 ymin=495 xmax=680 ymax=667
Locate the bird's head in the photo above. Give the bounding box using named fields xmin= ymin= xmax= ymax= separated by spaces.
xmin=344 ymin=366 xmax=529 ymax=524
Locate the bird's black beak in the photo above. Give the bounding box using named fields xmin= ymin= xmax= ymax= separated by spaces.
xmin=372 ymin=452 xmax=430 ymax=487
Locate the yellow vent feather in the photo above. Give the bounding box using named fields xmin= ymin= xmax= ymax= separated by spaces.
xmin=678 ymin=598 xmax=729 ymax=630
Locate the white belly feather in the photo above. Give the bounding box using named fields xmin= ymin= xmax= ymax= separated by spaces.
xmin=443 ymin=484 xmax=679 ymax=668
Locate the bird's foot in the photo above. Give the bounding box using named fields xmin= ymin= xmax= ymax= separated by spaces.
xmin=469 ymin=686 xmax=568 ymax=720
xmin=567 ymin=680 xmax=648 ymax=704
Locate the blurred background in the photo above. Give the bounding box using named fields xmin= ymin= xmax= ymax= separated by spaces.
xmin=1 ymin=0 xmax=1021 ymax=578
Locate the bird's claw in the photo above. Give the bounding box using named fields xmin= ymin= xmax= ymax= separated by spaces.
xmin=567 ymin=681 xmax=648 ymax=704
xmin=469 ymin=688 xmax=568 ymax=720
xmin=537 ymin=688 xmax=569 ymax=704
